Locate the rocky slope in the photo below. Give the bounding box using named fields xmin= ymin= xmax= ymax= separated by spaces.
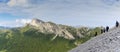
xmin=28 ymin=18 xmax=82 ymax=40
xmin=69 ymin=26 xmax=120 ymax=52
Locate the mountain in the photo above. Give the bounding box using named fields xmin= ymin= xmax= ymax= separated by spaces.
xmin=69 ymin=26 xmax=120 ymax=52
xmin=0 ymin=26 xmax=10 ymax=29
xmin=0 ymin=18 xmax=102 ymax=52
xmin=0 ymin=25 xmax=76 ymax=52
xmin=0 ymin=26 xmax=4 ymax=29
xmin=28 ymin=18 xmax=83 ymax=40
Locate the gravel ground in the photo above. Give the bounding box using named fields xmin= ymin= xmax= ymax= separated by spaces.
xmin=69 ymin=26 xmax=120 ymax=52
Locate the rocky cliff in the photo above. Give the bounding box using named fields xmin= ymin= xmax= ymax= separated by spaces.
xmin=29 ymin=18 xmax=83 ymax=40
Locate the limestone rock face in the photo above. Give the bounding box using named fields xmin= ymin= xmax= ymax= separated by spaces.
xmin=30 ymin=18 xmax=76 ymax=40
xmin=69 ymin=26 xmax=120 ymax=52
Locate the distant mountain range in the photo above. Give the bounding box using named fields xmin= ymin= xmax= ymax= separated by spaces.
xmin=0 ymin=18 xmax=102 ymax=52
xmin=0 ymin=26 xmax=11 ymax=29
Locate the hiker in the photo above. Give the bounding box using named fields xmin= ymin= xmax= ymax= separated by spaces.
xmin=106 ymin=26 xmax=109 ymax=32
xmin=101 ymin=28 xmax=106 ymax=33
xmin=116 ymin=21 xmax=119 ymax=27
xmin=101 ymin=29 xmax=103 ymax=34
xmin=95 ymin=32 xmax=97 ymax=36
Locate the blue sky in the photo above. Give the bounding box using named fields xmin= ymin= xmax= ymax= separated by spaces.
xmin=0 ymin=0 xmax=120 ymax=27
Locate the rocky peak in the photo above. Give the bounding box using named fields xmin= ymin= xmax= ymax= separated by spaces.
xmin=30 ymin=18 xmax=45 ymax=27
xmin=29 ymin=18 xmax=78 ymax=40
xmin=32 ymin=18 xmax=44 ymax=24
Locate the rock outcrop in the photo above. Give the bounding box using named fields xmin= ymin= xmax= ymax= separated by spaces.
xmin=69 ymin=26 xmax=120 ymax=52
xmin=29 ymin=18 xmax=80 ymax=40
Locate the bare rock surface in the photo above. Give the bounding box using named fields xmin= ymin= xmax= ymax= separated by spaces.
xmin=69 ymin=26 xmax=120 ymax=52
xmin=29 ymin=18 xmax=83 ymax=40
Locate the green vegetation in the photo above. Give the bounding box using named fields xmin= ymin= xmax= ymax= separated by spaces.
xmin=0 ymin=26 xmax=102 ymax=52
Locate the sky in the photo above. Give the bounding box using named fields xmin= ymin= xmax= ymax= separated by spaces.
xmin=0 ymin=0 xmax=120 ymax=27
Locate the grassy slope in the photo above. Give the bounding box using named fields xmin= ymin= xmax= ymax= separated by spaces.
xmin=0 ymin=26 xmax=101 ymax=52
xmin=0 ymin=26 xmax=76 ymax=52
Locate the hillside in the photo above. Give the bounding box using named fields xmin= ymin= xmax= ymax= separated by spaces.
xmin=69 ymin=26 xmax=120 ymax=52
xmin=28 ymin=18 xmax=79 ymax=40
xmin=0 ymin=19 xmax=102 ymax=52
xmin=0 ymin=26 xmax=76 ymax=52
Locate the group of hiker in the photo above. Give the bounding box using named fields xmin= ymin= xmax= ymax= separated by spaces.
xmin=101 ymin=21 xmax=119 ymax=33
xmin=101 ymin=26 xmax=109 ymax=34
xmin=95 ymin=21 xmax=119 ymax=36
xmin=101 ymin=21 xmax=119 ymax=34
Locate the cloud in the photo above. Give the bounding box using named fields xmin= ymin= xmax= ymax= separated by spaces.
xmin=102 ymin=0 xmax=120 ymax=6
xmin=0 ymin=0 xmax=120 ymax=27
xmin=16 ymin=19 xmax=31 ymax=24
xmin=0 ymin=21 xmax=22 ymax=27
xmin=5 ymin=0 xmax=120 ymax=16
xmin=0 ymin=18 xmax=32 ymax=27
xmin=2 ymin=0 xmax=120 ymax=17
xmin=7 ymin=0 xmax=29 ymax=7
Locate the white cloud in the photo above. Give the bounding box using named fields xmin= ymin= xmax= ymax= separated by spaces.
xmin=2 ymin=0 xmax=120 ymax=18
xmin=16 ymin=19 xmax=31 ymax=24
xmin=0 ymin=0 xmax=120 ymax=27
xmin=0 ymin=19 xmax=32 ymax=27
xmin=7 ymin=0 xmax=29 ymax=7
xmin=0 ymin=21 xmax=21 ymax=27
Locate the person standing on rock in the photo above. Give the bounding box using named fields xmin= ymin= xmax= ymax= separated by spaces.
xmin=95 ymin=32 xmax=97 ymax=36
xmin=116 ymin=21 xmax=119 ymax=27
xmin=106 ymin=26 xmax=109 ymax=32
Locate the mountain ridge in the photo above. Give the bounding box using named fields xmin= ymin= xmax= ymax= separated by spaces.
xmin=27 ymin=18 xmax=83 ymax=40
xmin=0 ymin=18 xmax=103 ymax=52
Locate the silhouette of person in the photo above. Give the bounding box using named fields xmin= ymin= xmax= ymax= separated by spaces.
xmin=116 ymin=21 xmax=119 ymax=27
xmin=101 ymin=29 xmax=103 ymax=34
xmin=95 ymin=32 xmax=97 ymax=36
xmin=106 ymin=26 xmax=109 ymax=32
